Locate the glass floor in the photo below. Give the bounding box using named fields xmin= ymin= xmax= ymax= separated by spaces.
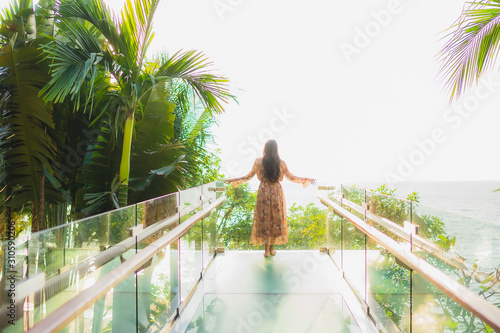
xmin=171 ymin=251 xmax=379 ymax=333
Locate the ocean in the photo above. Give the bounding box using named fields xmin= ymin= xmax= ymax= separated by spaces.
xmin=275 ymin=180 xmax=500 ymax=272
xmin=389 ymin=181 xmax=500 ymax=272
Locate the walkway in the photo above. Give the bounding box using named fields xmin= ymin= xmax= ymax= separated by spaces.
xmin=171 ymin=250 xmax=379 ymax=333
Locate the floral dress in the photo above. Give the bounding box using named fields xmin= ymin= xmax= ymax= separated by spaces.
xmin=231 ymin=158 xmax=308 ymax=245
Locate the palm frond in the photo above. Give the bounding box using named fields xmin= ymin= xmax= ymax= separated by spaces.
xmin=74 ymin=119 xmax=122 ymax=217
xmin=119 ymin=0 xmax=159 ymax=77
xmin=156 ymin=50 xmax=234 ymax=114
xmin=135 ymin=85 xmax=176 ymax=151
xmin=57 ymin=0 xmax=117 ymax=43
xmin=438 ymin=0 xmax=500 ymax=100
xmin=0 ymin=40 xmax=57 ymax=207
xmin=81 ymin=175 xmax=121 ymax=216
xmin=40 ymin=20 xmax=104 ymax=109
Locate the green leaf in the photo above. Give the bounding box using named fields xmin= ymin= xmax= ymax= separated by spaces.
xmin=0 ymin=39 xmax=56 ymax=208
xmin=438 ymin=1 xmax=500 ymax=100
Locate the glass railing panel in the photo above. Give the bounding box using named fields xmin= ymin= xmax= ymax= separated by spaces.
xmin=84 ymin=289 xmax=113 ymax=333
xmin=341 ymin=186 xmax=365 ymax=221
xmin=0 ymin=238 xmax=29 ymax=318
xmin=368 ymin=248 xmax=411 ymax=332
xmin=342 ymin=185 xmax=364 ymax=201
xmin=201 ymin=181 xmax=223 ymax=268
xmin=366 ymin=190 xmax=411 ymax=227
xmin=178 ymin=186 xmax=202 ymax=305
xmin=281 ymin=200 xmax=327 ymax=250
xmin=411 ymin=270 xmax=491 ymax=332
xmin=98 ymin=271 xmax=139 ymax=331
xmin=215 ymin=185 xmax=258 ymax=251
xmin=340 ymin=213 xmax=367 ymax=303
xmin=24 ymin=205 xmax=136 ymax=328
xmin=132 ymin=192 xmax=181 ymax=331
xmin=3 ymin=182 xmax=232 ymax=333
xmin=327 ymin=209 xmax=343 ymax=268
xmin=27 ymin=205 xmax=136 ymax=279
xmin=202 ymin=210 xmax=218 ymax=272
xmin=179 ymin=186 xmax=203 ymax=224
xmin=179 ymin=226 xmax=202 ymax=307
xmin=412 ymin=201 xmax=499 ymax=271
xmin=0 ymin=238 xmax=28 ymax=332
xmin=411 ymin=202 xmax=500 ymax=309
xmin=1 ymin=238 xmax=29 ymax=281
xmin=137 ymin=243 xmax=178 ymax=331
xmin=136 ymin=193 xmax=179 ymax=250
xmin=59 ymin=271 xmax=138 ymax=333
xmin=364 ymin=192 xmax=406 ymax=249
xmin=201 ymin=181 xmax=218 ymax=206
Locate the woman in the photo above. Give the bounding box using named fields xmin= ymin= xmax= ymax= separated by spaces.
xmin=225 ymin=140 xmax=316 ymax=257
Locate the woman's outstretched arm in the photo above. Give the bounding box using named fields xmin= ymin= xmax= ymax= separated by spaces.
xmin=225 ymin=160 xmax=258 ymax=188
xmin=283 ymin=161 xmax=316 ymax=186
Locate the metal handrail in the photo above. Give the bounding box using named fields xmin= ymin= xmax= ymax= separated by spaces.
xmin=318 ymin=195 xmax=500 ymax=332
xmin=0 ymin=195 xmax=211 ymax=324
xmin=335 ymin=192 xmax=469 ymax=271
xmin=28 ymin=195 xmax=226 ymax=333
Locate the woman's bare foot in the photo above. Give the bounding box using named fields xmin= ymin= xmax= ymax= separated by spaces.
xmin=270 ymin=245 xmax=276 ymax=256
xmin=264 ymin=244 xmax=270 ymax=257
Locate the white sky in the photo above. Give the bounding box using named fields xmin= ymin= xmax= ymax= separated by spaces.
xmin=11 ymin=0 xmax=500 ymax=185
xmin=146 ymin=0 xmax=500 ymax=186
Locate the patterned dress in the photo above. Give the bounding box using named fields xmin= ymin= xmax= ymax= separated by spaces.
xmin=232 ymin=158 xmax=307 ymax=245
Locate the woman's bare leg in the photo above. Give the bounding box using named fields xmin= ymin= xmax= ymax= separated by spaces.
xmin=270 ymin=243 xmax=276 ymax=256
xmin=264 ymin=237 xmax=271 ymax=257
xmin=264 ymin=244 xmax=270 ymax=257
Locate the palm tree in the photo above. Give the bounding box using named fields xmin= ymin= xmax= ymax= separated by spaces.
xmin=438 ymin=0 xmax=500 ymax=100
xmin=42 ymin=0 xmax=232 ymax=207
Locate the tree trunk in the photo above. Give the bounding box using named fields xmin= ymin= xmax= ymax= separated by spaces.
xmin=32 ymin=205 xmax=39 ymax=233
xmin=39 ymin=171 xmax=45 ymax=230
xmin=118 ymin=112 xmax=135 ymax=207
xmin=31 ymin=172 xmax=45 ymax=232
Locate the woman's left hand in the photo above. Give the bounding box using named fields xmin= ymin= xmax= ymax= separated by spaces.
xmin=225 ymin=179 xmax=239 ymax=188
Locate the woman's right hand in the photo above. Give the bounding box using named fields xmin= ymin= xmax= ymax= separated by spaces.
xmin=300 ymin=178 xmax=315 ymax=188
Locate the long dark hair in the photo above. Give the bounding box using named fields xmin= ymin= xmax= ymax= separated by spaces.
xmin=262 ymin=140 xmax=281 ymax=182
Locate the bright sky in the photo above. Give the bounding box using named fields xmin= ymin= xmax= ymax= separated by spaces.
xmin=147 ymin=0 xmax=500 ymax=186
xmin=10 ymin=0 xmax=500 ymax=186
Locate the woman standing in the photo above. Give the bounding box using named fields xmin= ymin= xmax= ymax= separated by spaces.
xmin=225 ymin=140 xmax=316 ymax=257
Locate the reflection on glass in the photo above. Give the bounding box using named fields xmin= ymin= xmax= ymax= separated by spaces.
xmin=180 ymin=228 xmax=202 ymax=306
xmin=179 ymin=186 xmax=203 ymax=223
xmin=21 ymin=205 xmax=135 ymax=328
xmin=330 ymin=185 xmax=500 ymax=331
xmin=201 ymin=181 xmax=218 ymax=207
xmin=137 ymin=245 xmax=177 ymax=331
xmin=368 ymin=250 xmax=411 ymax=331
xmin=11 ymin=182 xmax=500 ymax=332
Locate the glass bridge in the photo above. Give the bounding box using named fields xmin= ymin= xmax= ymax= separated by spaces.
xmin=1 ymin=182 xmax=500 ymax=332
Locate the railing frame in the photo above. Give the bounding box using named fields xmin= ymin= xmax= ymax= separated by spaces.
xmin=28 ymin=195 xmax=226 ymax=333
xmin=318 ymin=194 xmax=500 ymax=332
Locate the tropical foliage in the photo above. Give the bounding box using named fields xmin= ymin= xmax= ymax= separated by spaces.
xmin=438 ymin=0 xmax=500 ymax=100
xmin=41 ymin=0 xmax=232 ymax=209
xmin=0 ymin=0 xmax=232 ymax=236
xmin=0 ymin=0 xmax=60 ymax=232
